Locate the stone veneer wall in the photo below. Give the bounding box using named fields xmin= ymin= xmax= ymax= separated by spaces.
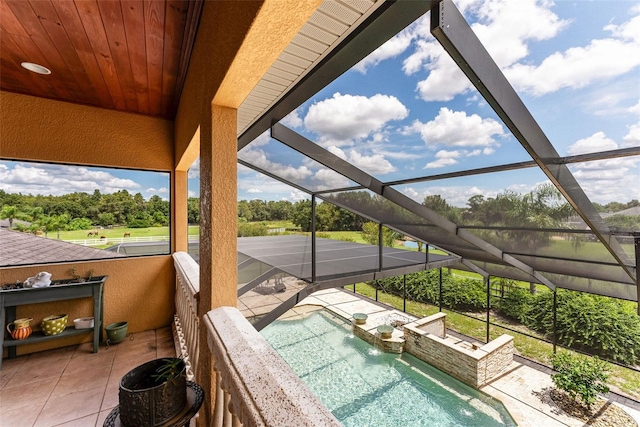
xmin=353 ymin=322 xmax=404 ymax=354
xmin=404 ymin=314 xmax=514 ymax=388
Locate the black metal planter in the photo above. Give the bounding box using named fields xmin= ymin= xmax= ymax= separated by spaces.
xmin=118 ymin=358 xmax=187 ymax=427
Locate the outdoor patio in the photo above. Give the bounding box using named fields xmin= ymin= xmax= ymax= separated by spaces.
xmin=2 ymin=288 xmax=640 ymax=427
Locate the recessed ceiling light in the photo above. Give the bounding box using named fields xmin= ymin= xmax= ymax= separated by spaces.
xmin=21 ymin=62 xmax=51 ymax=75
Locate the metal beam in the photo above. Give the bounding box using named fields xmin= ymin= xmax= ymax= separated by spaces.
xmin=238 ymin=159 xmax=312 ymax=196
xmin=431 ymin=0 xmax=634 ymax=283
xmin=237 ymin=268 xmax=284 ymax=297
xmin=383 ymin=147 xmax=640 ymax=188
xmin=271 ymin=123 xmax=558 ymax=290
xmin=238 ymin=1 xmax=437 ymax=150
xmin=252 ymin=256 xmax=460 ymax=331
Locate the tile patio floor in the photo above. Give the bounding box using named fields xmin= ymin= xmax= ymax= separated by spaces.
xmin=0 ymin=328 xmax=175 ymax=427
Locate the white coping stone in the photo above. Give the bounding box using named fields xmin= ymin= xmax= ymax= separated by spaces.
xmin=205 ymin=307 xmax=341 ymax=427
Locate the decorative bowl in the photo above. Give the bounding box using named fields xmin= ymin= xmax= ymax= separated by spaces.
xmin=353 ymin=313 xmax=368 ymax=325
xmin=377 ymin=324 xmax=394 ymax=339
xmin=42 ymin=314 xmax=68 ymax=336
xmin=73 ymin=317 xmax=94 ymax=329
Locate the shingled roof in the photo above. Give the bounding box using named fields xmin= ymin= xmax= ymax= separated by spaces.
xmin=0 ymin=228 xmax=123 ymax=267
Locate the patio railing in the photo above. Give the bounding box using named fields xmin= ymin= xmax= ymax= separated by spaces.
xmin=204 ymin=306 xmax=341 ymax=427
xmin=173 ymin=251 xmax=200 ymax=381
xmin=172 ymin=251 xmax=339 ymax=426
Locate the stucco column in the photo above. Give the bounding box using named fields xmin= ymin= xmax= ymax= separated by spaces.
xmin=198 ymin=103 xmax=238 ymax=425
xmin=172 ymin=169 xmax=189 ymax=253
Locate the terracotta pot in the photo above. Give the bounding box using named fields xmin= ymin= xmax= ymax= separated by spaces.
xmin=7 ymin=317 xmax=33 ymax=340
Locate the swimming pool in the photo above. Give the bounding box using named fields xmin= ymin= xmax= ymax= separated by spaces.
xmin=262 ymin=311 xmax=516 ymax=427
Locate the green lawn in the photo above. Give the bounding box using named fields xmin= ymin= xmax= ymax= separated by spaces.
xmin=52 ymin=227 xmax=169 ymax=240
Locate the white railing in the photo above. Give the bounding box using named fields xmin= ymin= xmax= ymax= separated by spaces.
xmin=64 ymin=235 xmax=171 ymax=246
xmin=172 ymin=252 xmax=200 ymax=381
xmin=204 ymin=307 xmax=341 ymax=427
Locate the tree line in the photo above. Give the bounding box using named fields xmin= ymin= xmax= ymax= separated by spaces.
xmin=3 ymin=186 xmax=638 ymax=237
xmin=0 ymin=189 xmax=169 ymax=234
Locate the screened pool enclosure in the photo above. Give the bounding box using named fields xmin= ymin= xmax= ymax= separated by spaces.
xmin=232 ymin=0 xmax=639 ymax=326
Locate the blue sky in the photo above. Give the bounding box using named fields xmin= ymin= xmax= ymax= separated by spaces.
xmin=2 ymin=1 xmax=639 ymax=207
xmin=234 ymin=0 xmax=640 ymax=206
xmin=0 ymin=162 xmax=169 ymax=201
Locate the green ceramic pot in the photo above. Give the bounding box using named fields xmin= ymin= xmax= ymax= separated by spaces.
xmin=42 ymin=314 xmax=68 ymax=336
xmin=105 ymin=321 xmax=128 ymax=344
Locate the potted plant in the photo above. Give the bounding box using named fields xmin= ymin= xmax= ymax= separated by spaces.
xmin=118 ymin=357 xmax=187 ymax=426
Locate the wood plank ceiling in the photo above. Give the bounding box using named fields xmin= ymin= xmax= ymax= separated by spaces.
xmin=0 ymin=0 xmax=202 ymax=119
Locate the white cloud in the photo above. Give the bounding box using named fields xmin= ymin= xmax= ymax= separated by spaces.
xmin=505 ymin=37 xmax=640 ymax=96
xmin=313 ymin=168 xmax=350 ymax=190
xmin=354 ymin=25 xmax=416 ymax=73
xmin=146 ymin=187 xmax=169 ymax=194
xmin=399 ymin=184 xmax=489 ymax=207
xmin=566 ymin=132 xmax=618 ymax=155
xmin=403 ymin=187 xmax=420 ymax=200
xmin=623 ymin=122 xmax=640 ymax=148
xmin=304 ymin=93 xmax=408 ymax=146
xmin=0 ymin=163 xmax=145 ymax=196
xmin=250 ymin=131 xmax=270 ymax=147
xmin=289 ymin=190 xmax=309 ymax=201
xmin=404 ymin=107 xmax=504 ymax=149
xmin=503 ymin=8 xmax=640 ymax=96
xmin=327 ymin=146 xmax=396 ymax=175
xmin=376 ymin=149 xmax=421 ymax=160
xmin=424 ymin=150 xmax=462 ymax=169
xmin=247 ymin=188 xmax=263 ymax=194
xmin=280 ymin=110 xmax=303 ymax=128
xmin=564 ymin=131 xmax=639 ymax=203
xmin=404 ymin=0 xmax=569 ymax=101
xmin=238 ymin=147 xmax=313 ymax=182
xmin=188 ymin=158 xmax=200 ymax=179
xmin=622 ymin=100 xmax=640 ymax=147
xmin=404 ymin=0 xmax=640 ymax=102
xmin=188 ymin=190 xmax=197 ymax=197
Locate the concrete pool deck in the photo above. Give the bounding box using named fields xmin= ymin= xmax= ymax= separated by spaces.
xmin=284 ymin=288 xmax=640 ymax=427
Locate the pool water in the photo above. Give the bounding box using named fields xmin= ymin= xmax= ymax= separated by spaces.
xmin=262 ymin=311 xmax=516 ymax=427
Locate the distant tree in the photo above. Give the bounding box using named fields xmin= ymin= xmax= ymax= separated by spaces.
xmin=291 ymin=200 xmax=312 ymax=231
xmin=361 ymin=222 xmax=396 ymax=247
xmin=0 ymin=205 xmax=19 ymax=229
xmin=187 ymin=197 xmax=200 ymax=224
xmin=37 ymin=214 xmax=69 ymax=238
xmin=604 ymin=214 xmax=640 ymax=231
xmin=423 ymin=195 xmax=462 ymax=223
xmin=66 ymin=217 xmax=93 ymax=230
xmin=97 ymin=212 xmax=116 ymax=227
xmin=237 ymin=200 xmax=252 ymax=221
xmin=266 ymin=200 xmax=292 ymax=221
xmin=152 ymin=211 xmax=169 ymax=226
xmin=248 ymin=199 xmax=269 ymax=221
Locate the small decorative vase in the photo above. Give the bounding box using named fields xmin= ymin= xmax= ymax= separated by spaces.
xmin=6 ymin=317 xmax=33 ymax=340
xmin=42 ymin=314 xmax=68 ymax=336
